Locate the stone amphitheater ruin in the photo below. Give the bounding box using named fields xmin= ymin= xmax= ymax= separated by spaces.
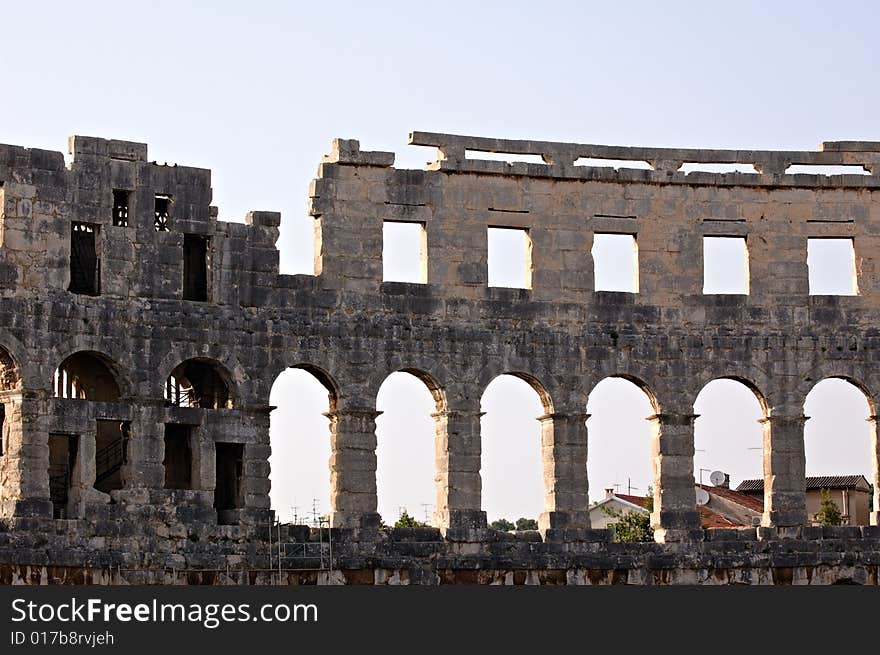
xmin=0 ymin=130 xmax=878 ymax=584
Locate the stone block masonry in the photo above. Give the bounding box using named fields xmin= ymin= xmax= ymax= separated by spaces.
xmin=0 ymin=131 xmax=878 ymax=584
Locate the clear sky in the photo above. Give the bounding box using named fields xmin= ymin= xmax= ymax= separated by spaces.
xmin=3 ymin=1 xmax=877 ymax=524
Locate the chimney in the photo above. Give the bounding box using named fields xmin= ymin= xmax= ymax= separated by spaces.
xmin=605 ymin=488 xmax=615 ymax=500
xmin=721 ymin=474 xmax=730 ymax=489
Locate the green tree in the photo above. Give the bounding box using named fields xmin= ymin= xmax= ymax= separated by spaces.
xmin=490 ymin=518 xmax=516 ymax=532
xmin=515 ymin=517 xmax=538 ymax=531
xmin=601 ymin=492 xmax=654 ymax=543
xmin=815 ymin=489 xmax=842 ymax=526
xmin=393 ymin=510 xmax=429 ymax=528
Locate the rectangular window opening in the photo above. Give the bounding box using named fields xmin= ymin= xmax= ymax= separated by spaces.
xmin=383 ymin=221 xmax=426 ymax=283
xmin=183 ymin=234 xmax=209 ymax=301
xmin=574 ymin=158 xmax=652 ymax=170
xmin=488 ymin=226 xmax=531 ymax=289
xmin=94 ymin=420 xmax=128 ymax=494
xmin=465 ymin=150 xmax=546 ymax=165
xmin=164 ymin=424 xmax=193 ymax=490
xmin=808 ymin=237 xmax=858 ymax=296
xmin=154 ymin=195 xmax=171 ymax=231
xmin=0 ymin=404 xmax=5 ymax=457
xmin=786 ymin=164 xmax=870 ymax=176
xmin=703 ymin=236 xmax=750 ymax=294
xmin=592 ymin=233 xmax=638 ymax=292
xmin=112 ymin=189 xmax=130 ymax=227
xmin=68 ymin=222 xmax=100 ymax=296
xmin=215 ymin=442 xmax=244 ymax=524
xmin=681 ymin=163 xmax=758 ymax=174
xmin=48 ymin=434 xmax=77 ymax=519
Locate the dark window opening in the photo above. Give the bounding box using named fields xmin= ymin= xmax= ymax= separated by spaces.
xmin=94 ymin=420 xmax=128 ymax=494
xmin=0 ymin=404 xmax=5 ymax=457
xmin=112 ymin=190 xmax=130 ymax=227
xmin=49 ymin=434 xmax=77 ymax=519
xmin=68 ymin=223 xmax=100 ymax=296
xmin=154 ymin=195 xmax=171 ymax=232
xmin=164 ymin=424 xmax=193 ymax=490
xmin=215 ymin=442 xmax=244 ymax=523
xmin=183 ymin=234 xmax=209 ymax=301
xmin=165 ymin=360 xmax=232 ymax=409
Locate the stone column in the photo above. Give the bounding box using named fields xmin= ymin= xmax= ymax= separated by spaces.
xmin=241 ymin=406 xmax=271 ymax=514
xmin=649 ymin=412 xmax=702 ymax=542
xmin=190 ymin=422 xmax=214 ymax=494
xmin=327 ymin=406 xmax=381 ymax=529
xmin=0 ymin=393 xmax=29 ymax=517
xmin=124 ymin=402 xmax=166 ymax=490
xmin=868 ymin=416 xmax=880 ymax=526
xmin=433 ymin=405 xmax=486 ymax=532
xmin=67 ymin=422 xmax=108 ymax=517
xmin=538 ymin=412 xmax=590 ymax=534
xmin=4 ymin=393 xmax=52 ymax=517
xmin=760 ymin=414 xmax=808 ymax=528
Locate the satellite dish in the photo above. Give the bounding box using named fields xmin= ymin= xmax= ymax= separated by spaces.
xmin=709 ymin=470 xmax=727 ymax=487
xmin=695 ymin=487 xmax=710 ymax=506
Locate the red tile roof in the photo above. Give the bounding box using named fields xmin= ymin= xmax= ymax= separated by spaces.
xmin=698 ymin=506 xmax=737 ymax=528
xmin=616 ymin=494 xmax=649 ymax=508
xmin=610 ymin=492 xmax=742 ymax=528
xmin=697 ymin=483 xmax=764 ymax=512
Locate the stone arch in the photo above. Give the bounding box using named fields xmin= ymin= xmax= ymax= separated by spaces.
xmin=0 ymin=344 xmax=21 ymax=391
xmin=0 ymin=330 xmax=36 ymax=390
xmin=375 ymin=367 xmax=448 ymax=525
xmin=156 ymin=348 xmax=248 ymax=404
xmin=803 ymin=375 xmax=877 ymax=526
xmin=485 ymin=371 xmax=554 ymax=415
xmin=53 ymin=351 xmax=124 ymax=401
xmin=165 ymin=358 xmax=236 ymax=409
xmin=804 ymin=374 xmax=875 ymax=414
xmin=586 ymin=373 xmax=659 ymax=505
xmin=480 ymin=371 xmax=554 ymax=525
xmin=288 ymin=363 xmax=340 ymax=413
xmin=593 ymin=372 xmax=661 ymax=414
xmin=397 ymin=367 xmax=447 ymax=413
xmin=694 ymin=370 xmax=770 ymax=417
xmin=692 ymin=376 xmax=769 ymax=492
xmin=267 ymin=362 xmax=342 ymax=523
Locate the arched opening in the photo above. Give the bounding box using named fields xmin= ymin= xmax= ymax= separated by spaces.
xmin=165 ymin=358 xmax=233 ymax=409
xmin=481 ymin=373 xmax=549 ymax=530
xmin=586 ymin=377 xmax=655 ymax=523
xmin=0 ymin=346 xmax=20 ymax=393
xmin=53 ymin=351 xmax=121 ymax=401
xmin=51 ymin=352 xmax=125 ymax=513
xmin=375 ymin=370 xmax=443 ymax=526
xmin=694 ymin=378 xmax=766 ymax=491
xmin=804 ymin=378 xmax=874 ymax=526
xmin=268 ymin=366 xmax=337 ymax=524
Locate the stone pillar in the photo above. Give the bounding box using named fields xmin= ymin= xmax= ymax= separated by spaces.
xmin=649 ymin=412 xmax=702 ymax=542
xmin=67 ymin=423 xmax=108 ymax=517
xmin=5 ymin=393 xmax=52 ymax=518
xmin=327 ymin=407 xmax=381 ymax=529
xmin=868 ymin=416 xmax=880 ymax=526
xmin=760 ymin=414 xmax=808 ymax=528
xmin=538 ymin=412 xmax=590 ymax=533
xmin=433 ymin=405 xmax=486 ymax=532
xmin=241 ymin=406 xmax=271 ymax=514
xmin=191 ymin=423 xmax=214 ymax=493
xmin=125 ymin=403 xmax=166 ymax=489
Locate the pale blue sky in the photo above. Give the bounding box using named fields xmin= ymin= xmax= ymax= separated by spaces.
xmin=3 ymin=1 xmax=877 ymax=523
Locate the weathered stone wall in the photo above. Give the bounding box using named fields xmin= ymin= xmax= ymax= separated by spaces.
xmin=0 ymin=131 xmax=879 ymax=584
